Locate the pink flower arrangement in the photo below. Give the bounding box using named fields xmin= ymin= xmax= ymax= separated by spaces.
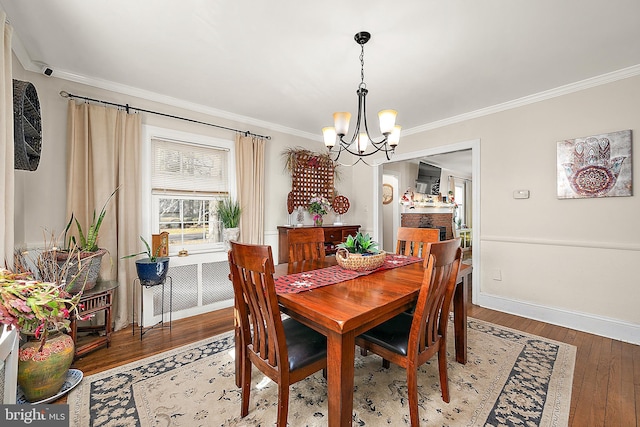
xmin=308 ymin=195 xmax=331 ymax=220
xmin=0 ymin=268 xmax=88 ymax=347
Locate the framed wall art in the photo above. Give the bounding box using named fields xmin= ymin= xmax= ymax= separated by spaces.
xmin=557 ymin=129 xmax=632 ymax=199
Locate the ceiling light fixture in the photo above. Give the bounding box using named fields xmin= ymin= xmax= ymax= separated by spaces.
xmin=322 ymin=31 xmax=400 ymax=166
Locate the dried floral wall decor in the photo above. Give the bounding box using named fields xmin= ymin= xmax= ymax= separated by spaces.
xmin=282 ymin=148 xmax=337 ymax=209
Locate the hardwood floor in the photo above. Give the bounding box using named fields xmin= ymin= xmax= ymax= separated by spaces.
xmin=68 ymin=305 xmax=640 ymax=426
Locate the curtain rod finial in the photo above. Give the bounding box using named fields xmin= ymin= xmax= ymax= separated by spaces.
xmin=60 ymin=91 xmax=70 ymax=98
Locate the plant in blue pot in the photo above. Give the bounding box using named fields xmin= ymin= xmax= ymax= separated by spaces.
xmin=122 ymin=236 xmax=169 ymax=286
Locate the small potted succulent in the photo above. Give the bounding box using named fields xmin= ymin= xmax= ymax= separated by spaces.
xmin=122 ymin=236 xmax=169 ymax=286
xmin=335 ymin=232 xmax=386 ymax=271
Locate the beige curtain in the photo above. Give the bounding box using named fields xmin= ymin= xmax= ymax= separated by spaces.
xmin=235 ymin=134 xmax=265 ymax=244
xmin=66 ymin=101 xmax=141 ymax=331
xmin=0 ymin=14 xmax=13 ymax=268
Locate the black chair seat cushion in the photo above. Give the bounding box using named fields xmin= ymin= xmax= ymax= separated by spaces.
xmin=283 ymin=318 xmax=327 ymax=371
xmin=358 ymin=312 xmax=413 ymax=356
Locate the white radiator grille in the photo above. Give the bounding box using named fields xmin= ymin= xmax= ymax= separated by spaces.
xmin=203 ymin=261 xmax=233 ymax=304
xmin=140 ymin=252 xmax=233 ymax=326
xmin=152 ymin=264 xmax=198 ymax=315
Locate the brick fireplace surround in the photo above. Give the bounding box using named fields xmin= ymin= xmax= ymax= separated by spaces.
xmin=401 ymin=212 xmax=454 ymax=240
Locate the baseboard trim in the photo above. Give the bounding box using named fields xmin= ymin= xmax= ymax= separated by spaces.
xmin=477 ymin=293 xmax=640 ymax=345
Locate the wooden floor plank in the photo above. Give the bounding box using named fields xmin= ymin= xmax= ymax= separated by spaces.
xmin=618 ymin=341 xmax=636 ymax=427
xmin=604 ymin=340 xmax=622 ymax=427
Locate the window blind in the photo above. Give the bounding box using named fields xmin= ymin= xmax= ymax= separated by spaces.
xmin=151 ymin=138 xmax=229 ymax=194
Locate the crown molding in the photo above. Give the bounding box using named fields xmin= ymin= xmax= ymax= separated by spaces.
xmin=403 ymin=64 xmax=640 ymax=136
xmin=52 ymin=68 xmax=320 ymax=141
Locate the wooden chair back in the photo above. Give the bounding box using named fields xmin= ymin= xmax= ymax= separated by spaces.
xmin=228 ymin=242 xmax=285 ymax=374
xmin=412 ymin=238 xmax=462 ymax=358
xmin=395 ymin=227 xmax=440 ymax=258
xmin=356 ymin=237 xmax=462 ymax=425
xmin=287 ymin=227 xmax=326 ymax=262
xmin=228 ymin=241 xmax=327 ymax=426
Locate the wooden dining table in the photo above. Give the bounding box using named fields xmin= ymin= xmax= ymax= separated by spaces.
xmin=274 ymin=258 xmax=471 ymax=427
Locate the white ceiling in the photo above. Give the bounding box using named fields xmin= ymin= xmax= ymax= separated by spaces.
xmin=3 ymin=0 xmax=640 ymax=145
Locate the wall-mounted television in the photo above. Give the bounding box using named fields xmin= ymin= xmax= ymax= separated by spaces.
xmin=415 ymin=162 xmax=441 ymax=195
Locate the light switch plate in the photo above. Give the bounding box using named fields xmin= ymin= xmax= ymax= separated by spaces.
xmin=513 ymin=190 xmax=530 ymax=199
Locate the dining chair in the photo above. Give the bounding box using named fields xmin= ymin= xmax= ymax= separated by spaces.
xmin=228 ymin=241 xmax=327 ymax=426
xmin=355 ymin=238 xmax=462 ymax=427
xmin=287 ymin=227 xmax=326 ymax=262
xmin=395 ymin=227 xmax=440 ymax=259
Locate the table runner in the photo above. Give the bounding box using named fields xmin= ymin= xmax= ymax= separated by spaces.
xmin=275 ymin=254 xmax=423 ymax=294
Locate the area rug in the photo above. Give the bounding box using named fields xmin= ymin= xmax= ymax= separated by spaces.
xmin=68 ymin=318 xmax=576 ymax=426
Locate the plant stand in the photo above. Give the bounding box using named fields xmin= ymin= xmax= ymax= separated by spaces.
xmin=132 ymin=276 xmax=173 ymax=340
xmin=69 ymin=280 xmax=118 ymax=358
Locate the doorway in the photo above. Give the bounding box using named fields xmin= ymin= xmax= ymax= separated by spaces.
xmin=372 ymin=138 xmax=480 ymax=304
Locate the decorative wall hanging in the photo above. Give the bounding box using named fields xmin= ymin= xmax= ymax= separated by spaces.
xmin=557 ymin=130 xmax=632 ymax=199
xmin=382 ymin=184 xmax=393 ymax=204
xmin=13 ymin=79 xmax=42 ymax=171
xmin=282 ymin=147 xmax=337 ymax=209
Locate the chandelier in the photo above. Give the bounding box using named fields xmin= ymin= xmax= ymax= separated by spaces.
xmin=322 ymin=31 xmax=401 ymax=166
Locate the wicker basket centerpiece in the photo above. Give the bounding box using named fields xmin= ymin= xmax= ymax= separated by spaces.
xmin=335 ymin=231 xmax=386 ymax=272
xmin=336 ymin=248 xmax=386 ymax=272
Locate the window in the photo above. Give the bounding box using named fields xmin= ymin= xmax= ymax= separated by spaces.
xmin=455 ymin=184 xmax=465 ymax=228
xmin=148 ymin=130 xmax=235 ymax=254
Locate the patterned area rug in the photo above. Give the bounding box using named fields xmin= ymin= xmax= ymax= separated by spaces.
xmin=68 ymin=318 xmax=575 ymax=426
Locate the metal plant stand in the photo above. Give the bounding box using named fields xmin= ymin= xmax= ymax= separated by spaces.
xmin=132 ymin=276 xmax=173 ymax=340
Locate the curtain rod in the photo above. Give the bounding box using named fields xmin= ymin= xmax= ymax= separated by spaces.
xmin=448 ymin=174 xmax=471 ymax=182
xmin=59 ymin=91 xmax=271 ymax=140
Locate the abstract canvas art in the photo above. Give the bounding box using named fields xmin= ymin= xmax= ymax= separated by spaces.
xmin=557 ymin=130 xmax=632 ymax=199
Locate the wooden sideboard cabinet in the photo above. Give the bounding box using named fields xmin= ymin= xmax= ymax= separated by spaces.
xmin=277 ymin=224 xmax=361 ymax=264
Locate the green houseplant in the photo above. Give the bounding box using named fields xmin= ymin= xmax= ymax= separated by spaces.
xmin=218 ymin=198 xmax=241 ymax=229
xmin=335 ymin=232 xmax=386 ymax=272
xmin=337 ymin=232 xmax=380 ymax=254
xmin=122 ymin=236 xmax=170 ymax=286
xmin=56 ymin=188 xmax=119 ymax=293
xmin=219 ymin=198 xmax=241 ymax=250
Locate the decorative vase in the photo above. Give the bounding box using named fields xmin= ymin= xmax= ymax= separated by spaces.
xmin=223 ymin=227 xmax=240 ymax=251
xmin=314 ymin=216 xmax=323 ymax=227
xmin=17 ymin=332 xmax=75 ymax=402
xmin=135 ymin=257 xmax=170 ymax=286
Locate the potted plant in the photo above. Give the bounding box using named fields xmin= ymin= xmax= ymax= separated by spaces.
xmin=0 ymin=268 xmax=88 ymax=402
xmin=335 ymin=232 xmax=386 ymax=271
xmin=55 ymin=188 xmax=119 ymax=293
xmin=308 ymin=195 xmax=331 ymax=226
xmin=122 ymin=236 xmax=170 ymax=286
xmin=219 ymin=198 xmax=241 ymax=250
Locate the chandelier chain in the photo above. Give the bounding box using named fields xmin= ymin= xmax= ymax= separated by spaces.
xmin=360 ymin=43 xmax=366 ymax=89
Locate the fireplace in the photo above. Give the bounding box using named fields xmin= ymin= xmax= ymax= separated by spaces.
xmin=401 ymin=212 xmax=453 ymax=240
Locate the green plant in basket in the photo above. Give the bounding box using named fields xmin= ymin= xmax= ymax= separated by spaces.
xmin=337 ymin=232 xmax=379 ymax=254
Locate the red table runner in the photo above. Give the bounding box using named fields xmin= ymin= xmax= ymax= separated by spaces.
xmin=275 ymin=254 xmax=423 ymax=294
